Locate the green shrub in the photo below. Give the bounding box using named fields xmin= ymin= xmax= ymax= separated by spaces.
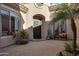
xmin=57 ymin=51 xmax=73 ymax=56
xmin=57 ymin=43 xmax=75 ymax=56
xmin=14 ymin=29 xmax=29 ymax=44
xmin=64 ymin=43 xmax=73 ymax=52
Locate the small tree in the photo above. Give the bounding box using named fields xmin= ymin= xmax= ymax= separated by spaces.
xmin=51 ymin=3 xmax=79 ymax=55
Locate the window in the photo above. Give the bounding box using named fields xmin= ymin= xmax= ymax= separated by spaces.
xmin=1 ymin=14 xmax=10 ymax=36
xmin=36 ymin=3 xmax=43 ymax=7
xmin=0 ymin=9 xmax=10 ymax=36
xmin=35 ymin=3 xmax=43 ymax=8
xmin=0 ymin=8 xmax=20 ymax=36
xmin=11 ymin=16 xmax=15 ymax=33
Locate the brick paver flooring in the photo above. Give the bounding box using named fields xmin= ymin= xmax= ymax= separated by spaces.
xmin=0 ymin=40 xmax=70 ymax=56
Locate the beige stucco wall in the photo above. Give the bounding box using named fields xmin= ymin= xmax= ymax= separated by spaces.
xmin=66 ymin=19 xmax=73 ymax=39
xmin=50 ymin=11 xmax=74 ymax=39
xmin=75 ymin=16 xmax=79 ymax=44
xmin=67 ymin=15 xmax=79 ymax=44
xmin=20 ymin=3 xmax=50 ymax=40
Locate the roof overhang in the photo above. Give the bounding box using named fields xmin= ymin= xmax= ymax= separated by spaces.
xmin=3 ymin=3 xmax=28 ymax=13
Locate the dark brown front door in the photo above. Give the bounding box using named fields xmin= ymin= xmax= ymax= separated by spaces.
xmin=33 ymin=25 xmax=41 ymax=39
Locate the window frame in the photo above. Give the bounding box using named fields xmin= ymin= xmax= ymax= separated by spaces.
xmin=0 ymin=7 xmax=21 ymax=36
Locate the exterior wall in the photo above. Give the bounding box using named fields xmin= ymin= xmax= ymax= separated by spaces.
xmin=0 ymin=4 xmax=21 ymax=31
xmin=75 ymin=16 xmax=79 ymax=44
xmin=0 ymin=3 xmax=77 ymax=48
xmin=0 ymin=36 xmax=15 ymax=48
xmin=50 ymin=11 xmax=73 ymax=39
xmin=0 ymin=3 xmax=50 ymax=47
xmin=49 ymin=11 xmax=56 ymax=36
xmin=66 ymin=19 xmax=73 ymax=39
xmin=20 ymin=4 xmax=50 ymax=40
xmin=0 ymin=4 xmax=22 ymax=47
xmin=65 ymin=15 xmax=79 ymax=41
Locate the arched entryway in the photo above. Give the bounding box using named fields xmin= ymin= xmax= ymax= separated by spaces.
xmin=33 ymin=14 xmax=45 ymax=39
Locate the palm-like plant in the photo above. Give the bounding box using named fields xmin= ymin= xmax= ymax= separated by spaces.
xmin=52 ymin=3 xmax=79 ymax=55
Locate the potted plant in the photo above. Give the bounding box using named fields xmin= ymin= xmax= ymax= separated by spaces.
xmin=13 ymin=29 xmax=29 ymax=44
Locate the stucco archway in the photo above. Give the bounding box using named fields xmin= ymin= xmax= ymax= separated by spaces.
xmin=33 ymin=14 xmax=45 ymax=39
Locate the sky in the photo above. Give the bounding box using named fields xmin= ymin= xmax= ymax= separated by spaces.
xmin=45 ymin=3 xmax=61 ymax=6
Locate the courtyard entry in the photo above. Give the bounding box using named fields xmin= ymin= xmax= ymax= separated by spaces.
xmin=33 ymin=14 xmax=45 ymax=39
xmin=33 ymin=19 xmax=42 ymax=39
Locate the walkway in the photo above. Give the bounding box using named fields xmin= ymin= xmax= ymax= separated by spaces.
xmin=0 ymin=40 xmax=70 ymax=56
